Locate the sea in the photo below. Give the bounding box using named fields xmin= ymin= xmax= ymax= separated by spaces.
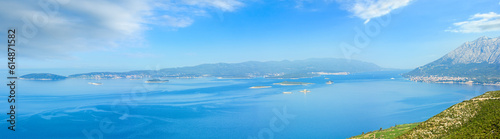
xmin=1 ymin=70 xmax=500 ymax=139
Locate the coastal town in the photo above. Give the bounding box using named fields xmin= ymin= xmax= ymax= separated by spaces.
xmin=408 ymin=76 xmax=500 ymax=86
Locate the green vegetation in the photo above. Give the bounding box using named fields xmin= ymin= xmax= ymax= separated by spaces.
xmin=350 ymin=123 xmax=419 ymax=139
xmin=351 ymin=90 xmax=500 ymax=139
xmin=443 ymin=100 xmax=500 ymax=138
xmin=398 ymin=90 xmax=500 ymax=138
xmin=478 ymin=90 xmax=500 ymax=98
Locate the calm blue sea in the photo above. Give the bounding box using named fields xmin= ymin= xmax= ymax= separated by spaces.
xmin=1 ymin=71 xmax=500 ymax=138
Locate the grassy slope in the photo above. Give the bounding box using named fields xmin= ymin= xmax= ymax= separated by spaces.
xmin=443 ymin=100 xmax=500 ymax=138
xmin=398 ymin=90 xmax=500 ymax=138
xmin=350 ymin=90 xmax=500 ymax=139
xmin=349 ymin=123 xmax=419 ymax=139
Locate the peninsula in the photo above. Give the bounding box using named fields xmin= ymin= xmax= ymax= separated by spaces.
xmin=20 ymin=73 xmax=67 ymax=80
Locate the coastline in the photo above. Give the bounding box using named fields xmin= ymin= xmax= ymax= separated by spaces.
xmin=406 ymin=76 xmax=500 ymax=86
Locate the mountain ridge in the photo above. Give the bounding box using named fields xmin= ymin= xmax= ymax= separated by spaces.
xmin=434 ymin=36 xmax=500 ymax=65
xmin=403 ymin=36 xmax=500 ymax=84
xmin=23 ymin=58 xmax=383 ymax=79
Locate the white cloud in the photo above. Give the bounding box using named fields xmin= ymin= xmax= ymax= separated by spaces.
xmin=293 ymin=0 xmax=336 ymax=11
xmin=162 ymin=15 xmax=194 ymax=28
xmin=294 ymin=0 xmax=310 ymax=9
xmin=181 ymin=0 xmax=244 ymax=12
xmin=446 ymin=12 xmax=500 ymax=33
xmin=0 ymin=0 xmax=244 ymax=59
xmin=337 ymin=0 xmax=413 ymax=23
xmin=153 ymin=0 xmax=244 ymax=27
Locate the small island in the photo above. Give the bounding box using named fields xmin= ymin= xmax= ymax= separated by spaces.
xmin=273 ymin=81 xmax=314 ymax=86
xmin=311 ymin=72 xmax=350 ymax=75
xmin=88 ymin=82 xmax=103 ymax=85
xmin=249 ymin=86 xmax=272 ymax=89
xmin=145 ymin=79 xmax=169 ymax=83
xmin=20 ymin=73 xmax=67 ymax=80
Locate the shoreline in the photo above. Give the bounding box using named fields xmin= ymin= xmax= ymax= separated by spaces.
xmin=406 ymin=76 xmax=500 ymax=86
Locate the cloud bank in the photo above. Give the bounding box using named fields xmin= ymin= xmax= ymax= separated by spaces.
xmin=337 ymin=0 xmax=413 ymax=23
xmin=0 ymin=0 xmax=244 ymax=59
xmin=447 ymin=12 xmax=500 ymax=33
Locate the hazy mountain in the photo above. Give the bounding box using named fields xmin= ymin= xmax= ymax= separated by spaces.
xmin=434 ymin=36 xmax=500 ymax=64
xmin=68 ymin=58 xmax=382 ymax=79
xmin=20 ymin=73 xmax=67 ymax=80
xmin=404 ymin=36 xmax=500 ymax=83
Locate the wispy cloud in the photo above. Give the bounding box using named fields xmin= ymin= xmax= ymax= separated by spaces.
xmin=337 ymin=0 xmax=413 ymax=24
xmin=294 ymin=0 xmax=311 ymax=9
xmin=162 ymin=15 xmax=194 ymax=28
xmin=153 ymin=0 xmax=244 ymax=28
xmin=181 ymin=0 xmax=243 ymax=12
xmin=0 ymin=0 xmax=244 ymax=59
xmin=446 ymin=12 xmax=500 ymax=33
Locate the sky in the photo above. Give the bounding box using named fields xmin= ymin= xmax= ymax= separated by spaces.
xmin=1 ymin=0 xmax=500 ymax=74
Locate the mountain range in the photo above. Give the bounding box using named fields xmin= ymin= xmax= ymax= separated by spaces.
xmin=23 ymin=58 xmax=382 ymax=79
xmin=404 ymin=36 xmax=500 ymax=84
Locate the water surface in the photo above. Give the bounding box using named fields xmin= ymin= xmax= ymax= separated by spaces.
xmin=1 ymin=71 xmax=499 ymax=138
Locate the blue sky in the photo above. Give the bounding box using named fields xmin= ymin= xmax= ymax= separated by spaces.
xmin=2 ymin=0 xmax=500 ymax=74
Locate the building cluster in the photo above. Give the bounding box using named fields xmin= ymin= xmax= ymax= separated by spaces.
xmin=311 ymin=72 xmax=350 ymax=75
xmin=409 ymin=76 xmax=469 ymax=83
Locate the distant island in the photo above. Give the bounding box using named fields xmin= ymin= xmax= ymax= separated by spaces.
xmin=22 ymin=58 xmax=382 ymax=80
xmin=88 ymin=82 xmax=103 ymax=85
xmin=20 ymin=73 xmax=67 ymax=80
xmin=311 ymin=72 xmax=350 ymax=75
xmin=350 ymin=90 xmax=500 ymax=139
xmin=403 ymin=36 xmax=500 ymax=85
xmin=249 ymin=86 xmax=272 ymax=89
xmin=273 ymin=81 xmax=314 ymax=86
xmin=266 ymin=72 xmax=350 ymax=79
xmin=145 ymin=79 xmax=169 ymax=83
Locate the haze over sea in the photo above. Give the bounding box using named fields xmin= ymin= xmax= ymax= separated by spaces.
xmin=1 ymin=71 xmax=499 ymax=138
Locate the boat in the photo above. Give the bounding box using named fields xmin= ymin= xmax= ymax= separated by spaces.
xmin=282 ymin=92 xmax=292 ymax=94
xmin=390 ymin=78 xmax=395 ymax=80
xmin=299 ymin=89 xmax=311 ymax=94
xmin=88 ymin=82 xmax=103 ymax=85
xmin=145 ymin=79 xmax=169 ymax=83
xmin=326 ymin=81 xmax=334 ymax=84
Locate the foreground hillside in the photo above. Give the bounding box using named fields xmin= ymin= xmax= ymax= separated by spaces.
xmin=349 ymin=123 xmax=419 ymax=139
xmin=351 ymin=90 xmax=500 ymax=139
